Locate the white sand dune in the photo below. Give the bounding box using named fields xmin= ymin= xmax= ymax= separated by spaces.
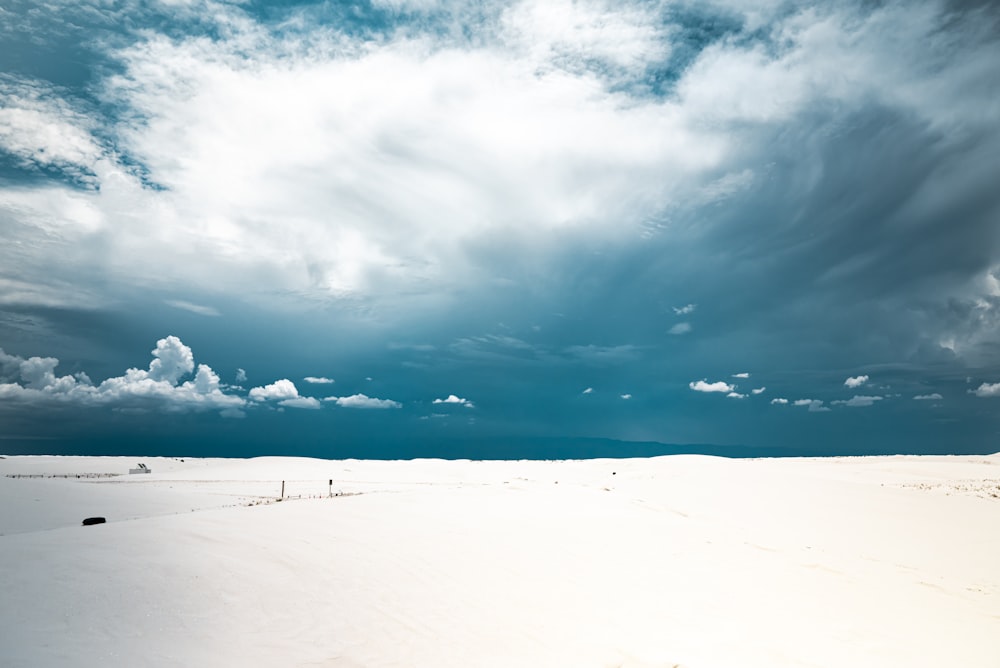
xmin=1 ymin=453 xmax=998 ymax=667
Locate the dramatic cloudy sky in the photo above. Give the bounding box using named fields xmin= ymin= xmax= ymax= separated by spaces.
xmin=1 ymin=0 xmax=999 ymax=457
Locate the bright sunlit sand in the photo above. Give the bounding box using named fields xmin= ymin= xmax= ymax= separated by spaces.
xmin=1 ymin=453 xmax=998 ymax=667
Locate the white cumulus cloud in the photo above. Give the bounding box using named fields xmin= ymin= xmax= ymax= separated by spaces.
xmin=248 ymin=379 xmax=323 ymax=409
xmin=793 ymin=399 xmax=830 ymax=412
xmin=248 ymin=379 xmax=300 ymax=402
xmin=147 ymin=335 xmax=195 ymax=384
xmin=668 ymin=322 xmax=692 ymax=335
xmin=972 ymin=382 xmax=1000 ymax=397
xmin=771 ymin=398 xmax=789 ymax=405
xmin=727 ymin=392 xmax=747 ymax=399
xmin=844 ymin=375 xmax=869 ymax=388
xmin=278 ymin=396 xmax=321 ymax=409
xmin=327 ymin=394 xmax=402 ymax=409
xmin=751 ymin=387 xmax=766 ymax=395
xmin=732 ymin=372 xmax=750 ymax=379
xmin=303 ymin=376 xmax=335 ymax=384
xmin=433 ymin=394 xmax=474 ymax=407
xmin=689 ymin=379 xmax=735 ymax=393
xmin=0 ymin=337 xmax=244 ymax=414
xmin=913 ymin=393 xmax=943 ymax=400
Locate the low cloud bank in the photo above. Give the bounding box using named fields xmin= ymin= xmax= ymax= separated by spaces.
xmin=0 ymin=336 xmax=244 ymax=415
xmin=0 ymin=336 xmax=329 ymax=415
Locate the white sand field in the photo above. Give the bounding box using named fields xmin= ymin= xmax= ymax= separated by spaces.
xmin=1 ymin=453 xmax=998 ymax=667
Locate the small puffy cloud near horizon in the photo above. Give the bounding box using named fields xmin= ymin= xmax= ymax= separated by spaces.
xmin=971 ymin=382 xmax=1000 ymax=397
xmin=433 ymin=394 xmax=474 ymax=408
xmin=278 ymin=396 xmax=321 ymax=409
xmin=845 ymin=375 xmax=870 ymax=389
xmin=249 ymin=379 xmax=320 ymax=409
xmin=689 ymin=380 xmax=735 ymax=393
xmin=249 ymin=379 xmax=300 ymax=401
xmin=832 ymin=395 xmax=883 ymax=408
xmin=326 ymin=394 xmax=401 ymax=409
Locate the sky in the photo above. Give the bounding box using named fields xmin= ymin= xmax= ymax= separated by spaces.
xmin=1 ymin=0 xmax=999 ymax=458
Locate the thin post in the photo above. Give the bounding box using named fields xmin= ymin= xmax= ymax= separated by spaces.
xmin=281 ymin=480 xmax=285 ymax=499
